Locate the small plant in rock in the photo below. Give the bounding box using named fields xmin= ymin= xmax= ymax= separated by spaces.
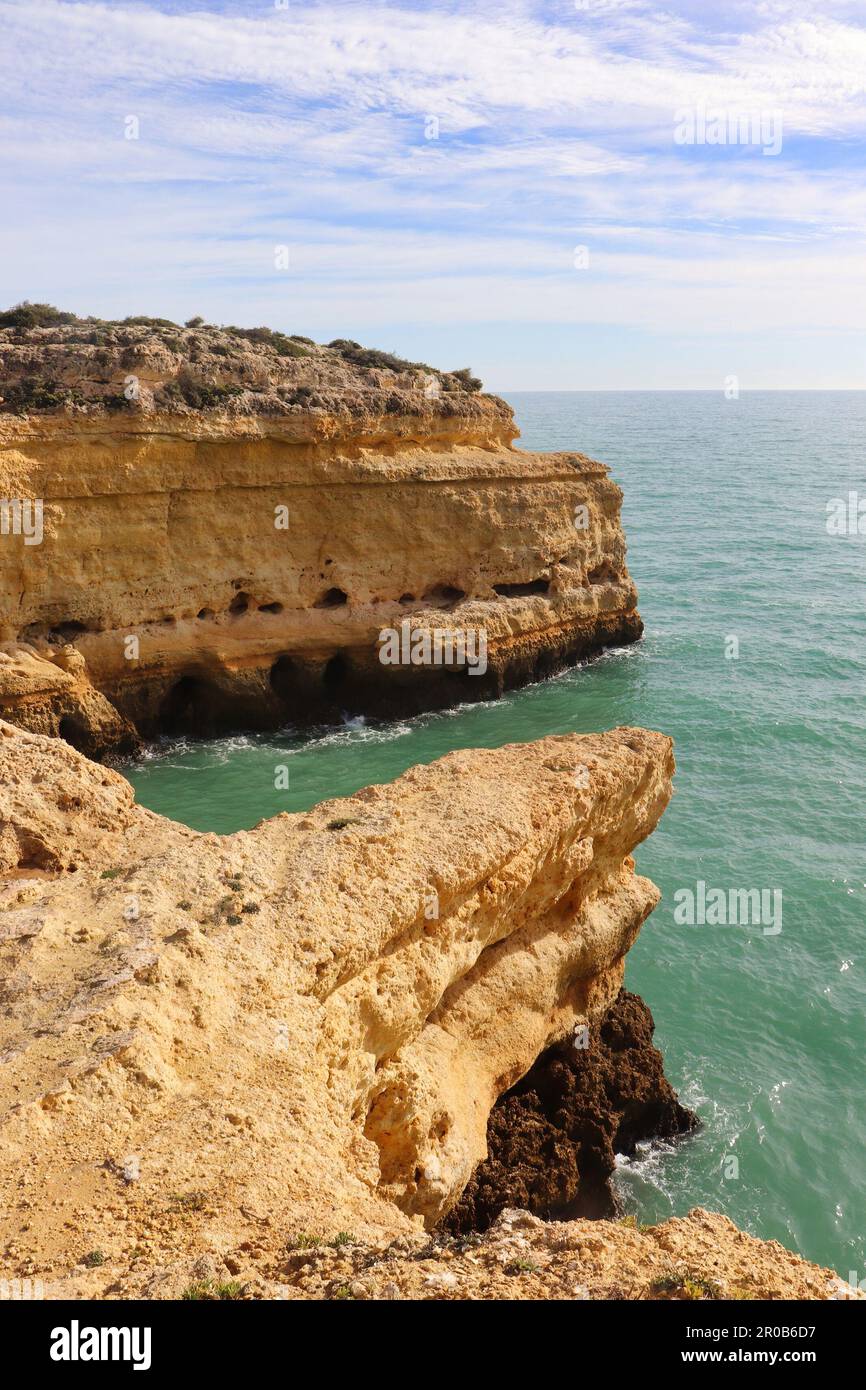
xmin=181 ymin=1279 xmax=245 ymax=1301
xmin=682 ymin=1274 xmax=723 ymax=1300
xmin=287 ymin=1233 xmax=321 ymax=1251
xmin=329 ymin=1231 xmax=356 ymax=1248
xmin=82 ymin=1250 xmax=106 ymax=1267
xmin=170 ymin=1191 xmax=208 ymax=1212
xmin=649 ymin=1270 xmax=683 ymax=1296
xmin=100 ymin=868 xmax=122 ymax=880
xmin=505 ymin=1258 xmax=539 ymax=1275
xmin=649 ymin=1268 xmax=722 ymax=1300
xmin=241 ymin=902 xmax=260 ymax=914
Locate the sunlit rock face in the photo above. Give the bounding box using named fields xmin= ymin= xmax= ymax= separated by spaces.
xmin=0 ymin=319 xmax=641 ymax=756
xmin=0 ymin=722 xmax=670 ymax=1255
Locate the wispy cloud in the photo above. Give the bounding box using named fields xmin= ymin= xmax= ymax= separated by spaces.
xmin=1 ymin=0 xmax=864 ymax=384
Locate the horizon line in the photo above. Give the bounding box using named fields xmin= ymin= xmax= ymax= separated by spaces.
xmin=493 ymin=386 xmax=866 ymax=394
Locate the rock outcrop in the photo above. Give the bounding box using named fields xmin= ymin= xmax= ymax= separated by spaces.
xmin=0 ymin=718 xmax=846 ymax=1300
xmin=0 ymin=314 xmax=641 ymax=756
xmin=445 ymin=991 xmax=697 ymax=1233
xmin=272 ymin=1206 xmax=854 ymax=1303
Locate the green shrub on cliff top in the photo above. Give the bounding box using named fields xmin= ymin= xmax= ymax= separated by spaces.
xmin=328 ymin=339 xmax=481 ymax=390
xmin=447 ymin=366 xmax=482 ymax=392
xmin=1 ymin=377 xmax=82 ymax=413
xmin=0 ymin=302 xmax=79 ymax=329
xmin=121 ymin=314 xmax=180 ymax=329
xmin=331 ymin=341 xmax=435 ymax=374
xmin=223 ymin=325 xmax=312 ymax=357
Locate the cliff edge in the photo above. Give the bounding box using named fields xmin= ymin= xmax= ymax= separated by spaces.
xmin=0 ymin=719 xmax=850 ymax=1300
xmin=0 ymin=310 xmax=641 ymax=756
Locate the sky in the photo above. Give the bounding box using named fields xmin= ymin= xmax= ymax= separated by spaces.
xmin=1 ymin=0 xmax=865 ymax=388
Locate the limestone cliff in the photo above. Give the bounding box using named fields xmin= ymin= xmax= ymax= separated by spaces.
xmin=0 ymin=314 xmax=640 ymax=755
xmin=0 ymin=719 xmax=849 ymax=1300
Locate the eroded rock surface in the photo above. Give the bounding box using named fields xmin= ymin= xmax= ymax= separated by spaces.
xmin=0 ymin=718 xmax=845 ymax=1299
xmin=0 ymin=720 xmax=668 ymax=1277
xmin=0 ymin=317 xmax=641 ymax=755
xmin=445 ymin=990 xmax=697 ymax=1233
xmin=270 ymin=1207 xmax=856 ymax=1303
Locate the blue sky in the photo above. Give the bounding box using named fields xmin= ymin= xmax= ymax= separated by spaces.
xmin=1 ymin=0 xmax=865 ymax=387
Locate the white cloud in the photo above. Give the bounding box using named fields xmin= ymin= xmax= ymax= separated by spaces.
xmin=0 ymin=0 xmax=864 ymax=381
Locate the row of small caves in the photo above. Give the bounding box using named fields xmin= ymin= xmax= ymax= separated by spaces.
xmin=19 ymin=562 xmax=621 ymax=647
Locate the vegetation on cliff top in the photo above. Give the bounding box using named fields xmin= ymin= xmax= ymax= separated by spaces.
xmin=0 ymin=303 xmax=487 ymax=417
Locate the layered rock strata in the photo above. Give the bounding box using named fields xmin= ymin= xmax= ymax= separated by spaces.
xmin=0 ymin=317 xmax=641 ymax=756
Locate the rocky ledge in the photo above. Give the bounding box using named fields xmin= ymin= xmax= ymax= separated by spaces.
xmin=0 ymin=719 xmax=849 ymax=1300
xmin=0 ymin=308 xmax=640 ymax=758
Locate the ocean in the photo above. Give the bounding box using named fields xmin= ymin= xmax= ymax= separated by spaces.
xmin=126 ymin=390 xmax=866 ymax=1279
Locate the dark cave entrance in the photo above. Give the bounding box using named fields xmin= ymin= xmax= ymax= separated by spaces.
xmin=58 ymin=714 xmax=91 ymax=753
xmin=159 ymin=675 xmax=219 ymax=736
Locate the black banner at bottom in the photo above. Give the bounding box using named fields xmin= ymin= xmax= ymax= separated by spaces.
xmin=1 ymin=1293 xmax=859 ymax=1375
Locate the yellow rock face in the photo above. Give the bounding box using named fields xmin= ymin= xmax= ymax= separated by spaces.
xmin=0 ymin=406 xmax=640 ymax=753
xmin=0 ymin=722 xmax=666 ymax=1275
xmin=0 ymin=720 xmax=846 ymax=1300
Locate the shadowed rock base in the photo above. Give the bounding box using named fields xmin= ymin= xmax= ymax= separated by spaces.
xmin=444 ymin=989 xmax=697 ymax=1234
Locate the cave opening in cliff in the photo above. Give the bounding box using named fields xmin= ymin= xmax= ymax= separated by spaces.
xmin=57 ymin=714 xmax=91 ymax=753
xmin=21 ymin=618 xmax=91 ymax=645
xmin=315 ymin=587 xmax=349 ymax=608
xmin=322 ymin=651 xmax=350 ymax=692
xmin=269 ymin=654 xmax=299 ymax=702
xmin=228 ymin=591 xmax=251 ymax=615
xmin=159 ymin=675 xmax=221 ymax=735
xmin=534 ymin=649 xmax=559 ymax=680
xmin=493 ymin=578 xmax=550 ymax=598
xmin=423 ymin=584 xmax=466 ymax=607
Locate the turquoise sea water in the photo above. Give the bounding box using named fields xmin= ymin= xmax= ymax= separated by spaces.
xmin=127 ymin=391 xmax=866 ymax=1280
